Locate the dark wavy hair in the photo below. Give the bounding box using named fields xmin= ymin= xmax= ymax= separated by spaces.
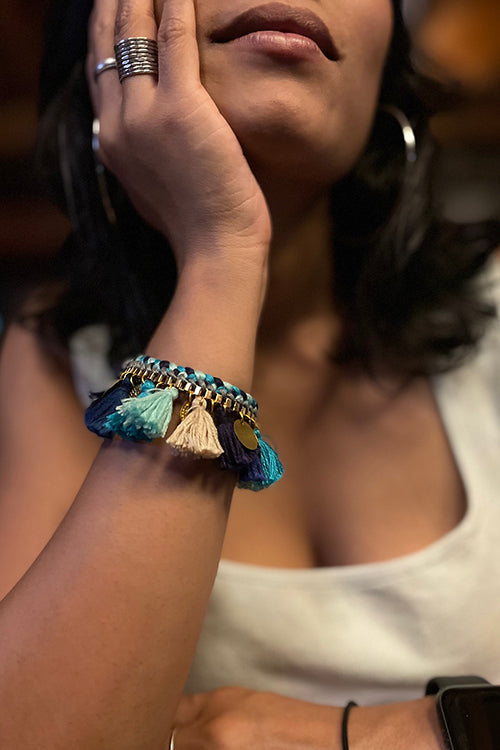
xmin=33 ymin=0 xmax=500 ymax=377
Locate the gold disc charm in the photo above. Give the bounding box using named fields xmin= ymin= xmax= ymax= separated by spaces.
xmin=234 ymin=419 xmax=259 ymax=451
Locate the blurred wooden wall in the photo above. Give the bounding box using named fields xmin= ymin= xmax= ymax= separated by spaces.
xmin=416 ymin=0 xmax=500 ymax=144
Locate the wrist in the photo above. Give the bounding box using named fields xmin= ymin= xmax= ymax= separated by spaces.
xmin=177 ymin=242 xmax=269 ymax=289
xmin=268 ymin=700 xmax=344 ymax=750
xmin=348 ymin=698 xmax=446 ymax=750
xmin=147 ymin=251 xmax=268 ymax=392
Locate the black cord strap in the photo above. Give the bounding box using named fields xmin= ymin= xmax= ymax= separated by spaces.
xmin=341 ymin=701 xmax=358 ymax=750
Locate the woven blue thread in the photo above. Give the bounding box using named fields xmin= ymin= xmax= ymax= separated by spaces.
xmin=124 ymin=356 xmax=258 ymax=413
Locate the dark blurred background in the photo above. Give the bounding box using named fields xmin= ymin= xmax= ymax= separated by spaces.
xmin=0 ymin=0 xmax=499 ymax=332
xmin=0 ymin=0 xmax=70 ymax=329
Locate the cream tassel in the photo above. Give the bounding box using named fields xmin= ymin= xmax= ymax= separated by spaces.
xmin=167 ymin=397 xmax=223 ymax=459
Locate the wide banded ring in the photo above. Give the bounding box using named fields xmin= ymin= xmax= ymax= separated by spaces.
xmin=114 ymin=37 xmax=159 ymax=83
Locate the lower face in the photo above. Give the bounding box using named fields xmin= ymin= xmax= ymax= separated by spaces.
xmin=157 ymin=1 xmax=394 ymax=192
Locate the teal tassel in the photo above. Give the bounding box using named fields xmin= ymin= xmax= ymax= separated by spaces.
xmin=105 ymin=411 xmax=146 ymax=442
xmin=122 ymin=385 xmax=179 ymax=439
xmin=142 ymin=387 xmax=180 ymax=438
xmin=238 ymin=430 xmax=284 ymax=491
xmin=105 ymin=382 xmax=179 ymax=441
xmin=258 ymin=432 xmax=284 ymax=484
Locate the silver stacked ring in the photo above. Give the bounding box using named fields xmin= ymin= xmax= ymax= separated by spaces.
xmin=115 ymin=37 xmax=159 ymax=83
xmin=94 ymin=57 xmax=117 ymax=81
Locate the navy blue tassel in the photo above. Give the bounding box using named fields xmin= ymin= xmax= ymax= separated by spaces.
xmin=238 ymin=431 xmax=284 ymax=491
xmin=215 ymin=407 xmax=256 ymax=471
xmin=85 ymin=377 xmax=134 ymax=439
xmin=237 ymin=450 xmax=267 ymax=489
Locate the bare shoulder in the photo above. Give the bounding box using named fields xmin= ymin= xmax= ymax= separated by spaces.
xmin=0 ymin=319 xmax=100 ymax=467
xmin=0 ymin=321 xmax=101 ymax=600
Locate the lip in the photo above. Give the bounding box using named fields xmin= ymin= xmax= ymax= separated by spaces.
xmin=210 ymin=2 xmax=341 ymax=62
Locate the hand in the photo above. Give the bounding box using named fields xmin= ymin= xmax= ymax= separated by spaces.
xmin=87 ymin=0 xmax=272 ymax=269
xmin=169 ymin=688 xmax=447 ymax=750
xmin=170 ymin=686 xmax=341 ymax=749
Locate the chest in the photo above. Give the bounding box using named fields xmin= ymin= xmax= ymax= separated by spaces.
xmin=221 ymin=376 xmax=467 ymax=568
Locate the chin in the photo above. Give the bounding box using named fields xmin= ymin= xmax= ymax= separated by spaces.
xmin=212 ymin=85 xmax=369 ymax=189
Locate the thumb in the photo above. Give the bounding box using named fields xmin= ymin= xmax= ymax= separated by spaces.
xmin=156 ymin=0 xmax=201 ymax=91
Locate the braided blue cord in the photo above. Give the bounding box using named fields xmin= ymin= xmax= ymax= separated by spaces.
xmin=123 ymin=356 xmax=259 ymax=413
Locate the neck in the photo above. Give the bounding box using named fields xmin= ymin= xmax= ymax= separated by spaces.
xmin=257 ymin=190 xmax=340 ymax=363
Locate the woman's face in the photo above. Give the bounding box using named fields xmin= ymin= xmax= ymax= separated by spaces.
xmin=158 ymin=0 xmax=393 ymax=190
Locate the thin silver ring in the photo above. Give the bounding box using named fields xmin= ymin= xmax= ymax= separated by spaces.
xmin=94 ymin=57 xmax=117 ymax=81
xmin=115 ymin=37 xmax=159 ymax=83
xmin=169 ymin=727 xmax=176 ymax=750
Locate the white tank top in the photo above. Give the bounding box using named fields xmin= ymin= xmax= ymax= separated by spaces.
xmin=70 ymin=261 xmax=500 ymax=707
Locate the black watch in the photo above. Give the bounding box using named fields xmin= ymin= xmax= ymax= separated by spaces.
xmin=425 ymin=675 xmax=500 ymax=750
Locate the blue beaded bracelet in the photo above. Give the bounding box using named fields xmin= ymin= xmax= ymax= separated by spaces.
xmin=85 ymin=356 xmax=284 ymax=492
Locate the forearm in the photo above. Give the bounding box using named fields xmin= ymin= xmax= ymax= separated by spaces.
xmin=0 ymin=256 xmax=267 ymax=749
xmin=172 ymin=688 xmax=446 ymax=750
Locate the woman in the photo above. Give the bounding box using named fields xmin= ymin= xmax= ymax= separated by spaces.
xmin=0 ymin=0 xmax=498 ymax=747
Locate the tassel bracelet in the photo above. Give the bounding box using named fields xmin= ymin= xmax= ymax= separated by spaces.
xmin=85 ymin=355 xmax=283 ymax=491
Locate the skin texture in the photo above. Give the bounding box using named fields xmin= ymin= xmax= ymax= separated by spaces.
xmin=0 ymin=1 xmax=452 ymax=748
xmin=146 ymin=0 xmax=393 ymax=229
xmin=190 ymin=1 xmax=393 ymax=197
xmin=169 ymin=688 xmax=444 ymax=750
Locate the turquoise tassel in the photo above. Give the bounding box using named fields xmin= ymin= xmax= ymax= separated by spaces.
xmin=238 ymin=430 xmax=284 ymax=491
xmin=258 ymin=432 xmax=284 ymax=484
xmin=105 ymin=411 xmax=146 ymax=442
xmin=135 ymin=386 xmax=179 ymax=439
xmin=105 ymin=382 xmax=179 ymax=441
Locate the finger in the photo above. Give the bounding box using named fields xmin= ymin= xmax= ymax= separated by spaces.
xmin=173 ymin=693 xmax=206 ymax=727
xmin=87 ymin=0 xmax=121 ymax=115
xmin=156 ymin=0 xmax=201 ymax=92
xmin=114 ymin=0 xmax=158 ymax=99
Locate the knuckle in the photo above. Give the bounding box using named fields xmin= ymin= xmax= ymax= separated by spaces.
xmin=114 ymin=1 xmax=155 ymax=42
xmin=157 ymin=16 xmax=186 ymax=47
xmin=92 ymin=16 xmax=113 ymax=43
xmin=206 ymin=715 xmax=250 ymax=749
xmin=114 ymin=1 xmax=134 ymax=42
xmin=89 ymin=4 xmax=114 ymax=48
